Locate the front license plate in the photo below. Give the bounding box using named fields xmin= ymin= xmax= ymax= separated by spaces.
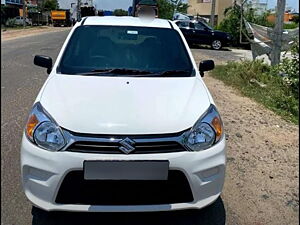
xmin=84 ymin=160 xmax=169 ymax=180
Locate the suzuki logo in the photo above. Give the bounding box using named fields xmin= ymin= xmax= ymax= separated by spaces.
xmin=119 ymin=137 xmax=135 ymax=154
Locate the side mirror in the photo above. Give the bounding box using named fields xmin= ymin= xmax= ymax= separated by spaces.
xmin=199 ymin=60 xmax=215 ymax=77
xmin=34 ymin=55 xmax=52 ymax=74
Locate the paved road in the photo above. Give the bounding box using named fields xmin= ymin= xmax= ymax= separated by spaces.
xmin=1 ymin=30 xmax=70 ymax=225
xmin=1 ymin=30 xmax=226 ymax=225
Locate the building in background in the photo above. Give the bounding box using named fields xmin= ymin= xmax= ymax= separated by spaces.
xmin=26 ymin=0 xmax=37 ymax=7
xmin=248 ymin=0 xmax=268 ymax=15
xmin=1 ymin=0 xmax=24 ymax=24
xmin=267 ymin=11 xmax=299 ymax=23
xmin=3 ymin=0 xmax=23 ymax=8
xmin=187 ymin=0 xmax=234 ymax=25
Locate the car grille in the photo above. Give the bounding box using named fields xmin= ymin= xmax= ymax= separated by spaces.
xmin=55 ymin=170 xmax=194 ymax=205
xmin=66 ymin=141 xmax=186 ymax=154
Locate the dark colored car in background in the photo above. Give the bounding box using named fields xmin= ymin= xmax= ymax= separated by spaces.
xmin=175 ymin=20 xmax=232 ymax=50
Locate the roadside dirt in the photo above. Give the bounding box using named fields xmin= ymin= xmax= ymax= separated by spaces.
xmin=1 ymin=26 xmax=71 ymax=41
xmin=191 ymin=49 xmax=299 ymax=225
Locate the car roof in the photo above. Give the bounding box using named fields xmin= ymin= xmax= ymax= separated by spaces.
xmin=174 ymin=20 xmax=199 ymax=23
xmin=82 ymin=16 xmax=172 ymax=29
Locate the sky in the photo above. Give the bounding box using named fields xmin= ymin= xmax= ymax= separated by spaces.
xmin=268 ymin=0 xmax=299 ymax=11
xmin=59 ymin=0 xmax=299 ymax=12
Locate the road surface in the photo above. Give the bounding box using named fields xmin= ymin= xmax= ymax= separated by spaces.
xmin=1 ymin=29 xmax=226 ymax=225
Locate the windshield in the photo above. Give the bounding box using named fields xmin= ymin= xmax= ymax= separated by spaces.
xmin=200 ymin=21 xmax=213 ymax=30
xmin=57 ymin=25 xmax=194 ymax=77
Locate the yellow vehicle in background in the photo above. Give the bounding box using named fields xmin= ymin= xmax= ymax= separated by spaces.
xmin=51 ymin=10 xmax=71 ymax=27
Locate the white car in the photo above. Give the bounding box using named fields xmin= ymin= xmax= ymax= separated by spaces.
xmin=21 ymin=16 xmax=226 ymax=212
xmin=14 ymin=16 xmax=32 ymax=26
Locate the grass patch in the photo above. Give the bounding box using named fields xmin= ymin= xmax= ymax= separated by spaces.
xmin=211 ymin=60 xmax=299 ymax=124
xmin=283 ymin=23 xmax=299 ymax=29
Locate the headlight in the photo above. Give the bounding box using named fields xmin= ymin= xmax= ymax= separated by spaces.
xmin=184 ymin=104 xmax=223 ymax=151
xmin=25 ymin=102 xmax=66 ymax=151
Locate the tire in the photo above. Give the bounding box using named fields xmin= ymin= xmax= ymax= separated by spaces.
xmin=193 ymin=197 xmax=226 ymax=225
xmin=31 ymin=206 xmax=52 ymax=225
xmin=211 ymin=40 xmax=222 ymax=50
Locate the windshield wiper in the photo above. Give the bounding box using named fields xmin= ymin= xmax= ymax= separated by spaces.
xmin=76 ymin=68 xmax=154 ymax=76
xmin=159 ymin=70 xmax=192 ymax=77
xmin=133 ymin=70 xmax=193 ymax=77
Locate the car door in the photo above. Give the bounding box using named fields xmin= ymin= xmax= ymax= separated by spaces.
xmin=176 ymin=21 xmax=193 ymax=43
xmin=190 ymin=22 xmax=212 ymax=45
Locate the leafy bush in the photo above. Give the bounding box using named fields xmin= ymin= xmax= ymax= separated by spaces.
xmin=5 ymin=18 xmax=16 ymax=27
xmin=216 ymin=4 xmax=299 ymax=45
xmin=211 ymin=59 xmax=299 ymax=123
xmin=216 ymin=4 xmax=273 ymax=45
xmin=216 ymin=4 xmax=242 ymax=45
xmin=291 ymin=15 xmax=299 ymax=23
xmin=283 ymin=22 xmax=299 ymax=29
xmin=246 ymin=9 xmax=274 ymax=27
xmin=272 ymin=39 xmax=299 ymax=99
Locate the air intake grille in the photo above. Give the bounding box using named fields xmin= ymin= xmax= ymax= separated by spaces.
xmin=55 ymin=170 xmax=194 ymax=205
xmin=66 ymin=141 xmax=186 ymax=154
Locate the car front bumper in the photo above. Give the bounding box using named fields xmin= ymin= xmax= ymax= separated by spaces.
xmin=21 ymin=133 xmax=226 ymax=212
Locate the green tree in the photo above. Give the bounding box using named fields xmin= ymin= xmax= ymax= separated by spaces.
xmin=113 ymin=9 xmax=128 ymax=16
xmin=43 ymin=0 xmax=59 ymax=11
xmin=157 ymin=0 xmax=174 ymax=19
xmin=157 ymin=0 xmax=189 ymax=20
xmin=176 ymin=2 xmax=189 ymax=14
xmin=217 ymin=4 xmax=242 ymax=45
xmin=249 ymin=10 xmax=274 ymax=27
xmin=217 ymin=3 xmax=273 ymax=46
xmin=1 ymin=5 xmax=6 ymax=25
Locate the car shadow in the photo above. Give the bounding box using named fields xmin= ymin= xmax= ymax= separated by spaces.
xmin=31 ymin=197 xmax=226 ymax=225
xmin=189 ymin=44 xmax=232 ymax=52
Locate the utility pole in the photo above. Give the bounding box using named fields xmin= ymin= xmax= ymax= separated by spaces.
xmin=23 ymin=0 xmax=26 ymax=28
xmin=77 ymin=0 xmax=81 ymax=21
xmin=210 ymin=0 xmax=216 ymax=27
xmin=270 ymin=0 xmax=286 ymax=65
xmin=171 ymin=0 xmax=180 ymax=19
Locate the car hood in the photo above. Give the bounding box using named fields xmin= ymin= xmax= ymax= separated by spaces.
xmin=40 ymin=75 xmax=211 ymax=134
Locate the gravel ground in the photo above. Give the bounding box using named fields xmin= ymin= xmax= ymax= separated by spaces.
xmin=191 ymin=47 xmax=299 ymax=225
xmin=1 ymin=26 xmax=71 ymax=41
xmin=191 ymin=46 xmax=293 ymax=65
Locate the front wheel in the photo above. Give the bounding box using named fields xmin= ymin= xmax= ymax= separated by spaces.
xmin=211 ymin=40 xmax=222 ymax=50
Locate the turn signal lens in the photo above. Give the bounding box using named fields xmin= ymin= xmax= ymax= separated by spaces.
xmin=212 ymin=116 xmax=223 ymax=142
xmin=24 ymin=102 xmax=66 ymax=151
xmin=26 ymin=114 xmax=39 ymax=140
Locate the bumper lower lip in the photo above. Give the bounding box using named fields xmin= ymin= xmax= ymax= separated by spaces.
xmin=21 ymin=133 xmax=226 ymax=212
